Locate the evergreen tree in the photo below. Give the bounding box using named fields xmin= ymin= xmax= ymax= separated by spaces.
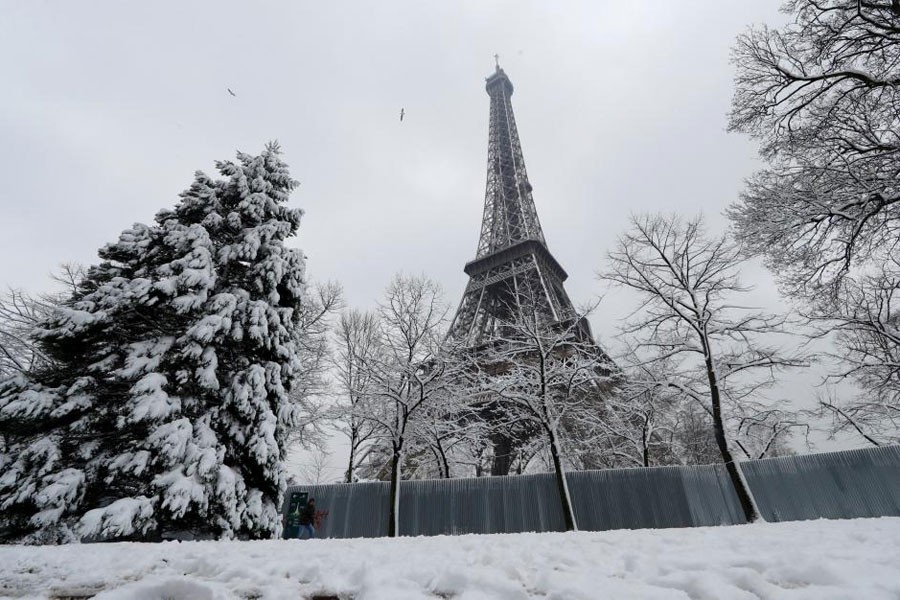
xmin=0 ymin=144 xmax=307 ymax=543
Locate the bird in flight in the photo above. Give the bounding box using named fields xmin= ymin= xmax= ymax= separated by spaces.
xmin=400 ymin=108 xmax=405 ymax=122
xmin=227 ymin=88 xmax=236 ymax=97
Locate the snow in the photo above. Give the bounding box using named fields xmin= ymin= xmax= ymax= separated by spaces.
xmin=78 ymin=496 xmax=155 ymax=540
xmin=0 ymin=387 xmax=58 ymax=420
xmin=154 ymin=468 xmax=208 ymax=518
xmin=2 ymin=518 xmax=899 ymax=599
xmin=126 ymin=373 xmax=177 ymax=424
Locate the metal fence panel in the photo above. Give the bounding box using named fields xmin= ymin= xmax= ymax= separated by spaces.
xmin=286 ymin=480 xmax=390 ymax=538
xmin=399 ymin=472 xmax=567 ymax=536
xmin=567 ymin=464 xmax=746 ymax=531
xmin=285 ymin=445 xmax=900 ymax=539
xmin=284 ymin=464 xmax=743 ymax=538
xmin=681 ymin=463 xmax=746 ymax=526
xmin=740 ymin=445 xmax=900 ymax=522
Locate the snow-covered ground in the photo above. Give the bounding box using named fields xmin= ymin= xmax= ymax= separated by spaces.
xmin=2 ymin=518 xmax=899 ymax=599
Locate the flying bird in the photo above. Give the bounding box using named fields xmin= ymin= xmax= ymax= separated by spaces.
xmin=400 ymin=108 xmax=405 ymax=122
xmin=227 ymin=88 xmax=236 ymax=97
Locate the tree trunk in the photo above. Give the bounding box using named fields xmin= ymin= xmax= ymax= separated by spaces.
xmin=490 ymin=434 xmax=513 ymax=476
xmin=437 ymin=444 xmax=451 ymax=479
xmin=548 ymin=430 xmax=577 ymax=531
xmin=388 ymin=447 xmax=402 ymax=537
xmin=702 ymin=342 xmax=760 ymax=522
xmin=345 ymin=427 xmax=358 ymax=483
xmin=641 ymin=415 xmax=650 ymax=467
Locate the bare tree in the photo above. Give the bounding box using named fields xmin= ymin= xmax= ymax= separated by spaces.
xmin=810 ymin=259 xmax=900 ymax=445
xmin=729 ymin=1 xmax=900 ymax=442
xmin=729 ymin=0 xmax=900 ymax=296
xmin=0 ymin=289 xmax=49 ymax=378
xmin=467 ymin=296 xmax=617 ymax=532
xmin=294 ymin=447 xmax=336 ymax=485
xmin=331 ymin=308 xmax=381 ymax=482
xmin=0 ymin=264 xmax=84 ymax=378
xmin=570 ymin=349 xmax=784 ymax=470
xmin=447 ymin=435 xmax=493 ymax=478
xmin=576 ymin=355 xmax=684 ymax=469
xmin=605 ymin=214 xmax=807 ymax=522
xmin=403 ymin=394 xmax=477 ymax=479
xmin=669 ymin=401 xmax=721 ymax=466
xmin=285 ymin=281 xmax=344 ymax=453
xmin=733 ymin=405 xmax=807 ymax=459
xmin=349 ymin=274 xmax=456 ymax=536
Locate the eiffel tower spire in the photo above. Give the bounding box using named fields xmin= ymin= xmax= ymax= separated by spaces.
xmin=448 ymin=66 xmax=589 ymax=345
xmin=475 ymin=65 xmax=546 ymax=258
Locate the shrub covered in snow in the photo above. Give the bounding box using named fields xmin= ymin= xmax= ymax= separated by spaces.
xmin=0 ymin=144 xmax=308 ymax=543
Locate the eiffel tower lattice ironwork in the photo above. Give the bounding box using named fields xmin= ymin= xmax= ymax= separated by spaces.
xmin=448 ymin=64 xmax=593 ymax=347
xmin=447 ymin=65 xmax=610 ymax=475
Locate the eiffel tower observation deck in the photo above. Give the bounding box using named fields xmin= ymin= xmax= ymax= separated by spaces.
xmin=447 ymin=64 xmax=613 ymax=476
xmin=448 ymin=64 xmax=594 ymax=347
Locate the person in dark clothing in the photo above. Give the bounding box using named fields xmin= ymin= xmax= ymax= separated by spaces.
xmin=298 ymin=498 xmax=316 ymax=539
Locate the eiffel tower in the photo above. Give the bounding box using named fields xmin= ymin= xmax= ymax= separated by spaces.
xmin=448 ymin=63 xmax=610 ymax=475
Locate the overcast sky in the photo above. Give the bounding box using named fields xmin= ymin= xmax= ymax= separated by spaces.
xmin=6 ymin=2 xmax=855 ymax=476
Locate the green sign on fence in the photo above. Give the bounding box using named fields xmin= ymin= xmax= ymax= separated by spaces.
xmin=283 ymin=490 xmax=308 ymax=539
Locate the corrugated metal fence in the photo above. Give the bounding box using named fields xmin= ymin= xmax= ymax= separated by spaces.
xmin=284 ymin=445 xmax=900 ymax=538
xmin=742 ymin=445 xmax=900 ymax=522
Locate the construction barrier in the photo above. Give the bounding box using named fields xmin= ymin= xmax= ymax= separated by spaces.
xmin=283 ymin=445 xmax=900 ymax=538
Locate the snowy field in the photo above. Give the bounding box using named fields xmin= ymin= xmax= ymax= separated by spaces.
xmin=2 ymin=518 xmax=899 ymax=600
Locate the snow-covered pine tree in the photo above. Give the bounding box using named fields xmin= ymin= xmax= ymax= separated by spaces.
xmin=0 ymin=143 xmax=307 ymax=543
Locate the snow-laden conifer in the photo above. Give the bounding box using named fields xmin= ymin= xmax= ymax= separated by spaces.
xmin=0 ymin=144 xmax=307 ymax=543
